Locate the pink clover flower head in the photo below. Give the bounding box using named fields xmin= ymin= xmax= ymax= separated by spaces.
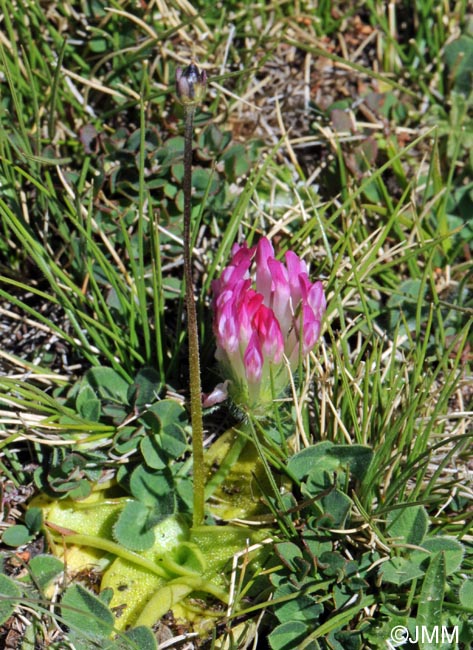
xmin=212 ymin=237 xmax=326 ymax=412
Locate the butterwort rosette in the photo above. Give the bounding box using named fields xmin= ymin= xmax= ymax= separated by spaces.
xmin=212 ymin=237 xmax=326 ymax=413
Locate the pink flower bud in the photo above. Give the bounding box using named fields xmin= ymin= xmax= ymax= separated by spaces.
xmin=255 ymin=237 xmax=274 ymax=303
xmin=244 ymin=332 xmax=264 ymax=384
xmin=301 ymin=304 xmax=321 ymax=354
xmin=307 ymin=280 xmax=327 ymax=319
xmin=176 ymin=63 xmax=207 ymax=106
xmin=253 ymin=304 xmax=284 ymax=364
xmin=267 ymin=258 xmax=291 ymax=333
xmin=285 ymin=249 xmax=308 ymax=305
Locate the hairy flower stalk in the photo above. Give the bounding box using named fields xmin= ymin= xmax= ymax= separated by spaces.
xmin=176 ymin=63 xmax=207 ymax=527
xmin=212 ymin=238 xmax=326 ymax=414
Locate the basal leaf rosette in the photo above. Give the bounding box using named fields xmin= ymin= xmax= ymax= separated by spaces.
xmin=212 ymin=237 xmax=326 ymax=414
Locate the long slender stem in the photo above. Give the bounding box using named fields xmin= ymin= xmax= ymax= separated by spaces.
xmin=182 ymin=105 xmax=205 ymax=527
